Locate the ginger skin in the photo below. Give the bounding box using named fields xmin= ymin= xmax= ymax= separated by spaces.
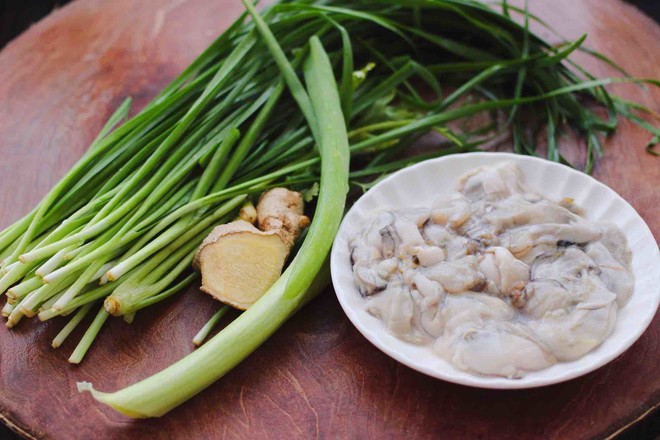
xmin=256 ymin=188 xmax=310 ymax=252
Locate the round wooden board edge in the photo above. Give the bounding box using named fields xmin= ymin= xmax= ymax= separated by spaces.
xmin=0 ymin=408 xmax=37 ymax=440
xmin=0 ymin=0 xmax=659 ymax=438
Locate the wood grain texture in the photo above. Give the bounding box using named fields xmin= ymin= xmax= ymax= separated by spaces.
xmin=0 ymin=0 xmax=658 ymax=439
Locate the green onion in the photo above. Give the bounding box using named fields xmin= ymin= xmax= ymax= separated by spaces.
xmin=52 ymin=303 xmax=95 ymax=348
xmin=69 ymin=306 xmax=109 ymax=364
xmin=192 ymin=306 xmax=231 ymax=346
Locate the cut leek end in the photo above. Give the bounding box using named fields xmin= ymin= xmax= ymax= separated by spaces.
xmin=104 ymin=297 xmax=121 ymax=316
xmin=77 ymin=382 xmax=149 ymax=418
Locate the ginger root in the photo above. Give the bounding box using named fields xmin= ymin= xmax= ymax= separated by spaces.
xmin=194 ymin=188 xmax=310 ymax=310
xmin=256 ymin=188 xmax=310 ymax=249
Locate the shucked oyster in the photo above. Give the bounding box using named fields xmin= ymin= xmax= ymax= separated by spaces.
xmin=349 ymin=162 xmax=634 ymax=378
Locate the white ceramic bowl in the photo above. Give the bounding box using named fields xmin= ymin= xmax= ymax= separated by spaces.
xmin=330 ymin=152 xmax=660 ymax=389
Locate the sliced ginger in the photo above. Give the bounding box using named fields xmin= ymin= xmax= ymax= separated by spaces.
xmin=194 ymin=188 xmax=310 ymax=310
xmin=194 ymin=221 xmax=288 ymax=309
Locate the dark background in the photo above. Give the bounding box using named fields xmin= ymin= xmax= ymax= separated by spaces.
xmin=0 ymin=0 xmax=658 ymax=439
xmin=0 ymin=0 xmax=659 ymax=47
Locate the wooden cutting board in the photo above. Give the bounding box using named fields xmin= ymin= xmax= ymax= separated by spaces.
xmin=0 ymin=0 xmax=658 ymax=438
